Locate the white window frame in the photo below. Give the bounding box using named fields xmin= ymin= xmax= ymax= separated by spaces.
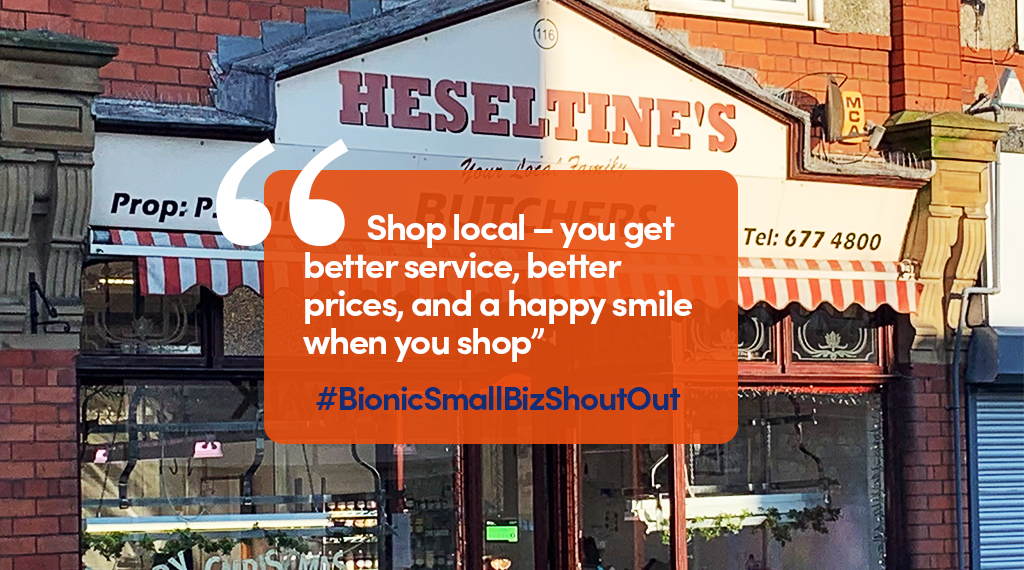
xmin=648 ymin=0 xmax=828 ymax=28
xmin=1018 ymin=0 xmax=1024 ymax=50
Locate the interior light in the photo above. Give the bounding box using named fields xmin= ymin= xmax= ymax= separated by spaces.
xmin=98 ymin=278 xmax=135 ymax=286
xmin=84 ymin=513 xmax=331 ymax=534
xmin=193 ymin=441 xmax=223 ymax=459
xmin=489 ymin=558 xmax=512 ymax=570
xmin=93 ymin=449 xmax=108 ymax=464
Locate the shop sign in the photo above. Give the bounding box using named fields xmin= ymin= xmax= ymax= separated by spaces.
xmin=91 ymin=133 xmax=915 ymax=262
xmin=275 ymin=0 xmax=789 ymax=177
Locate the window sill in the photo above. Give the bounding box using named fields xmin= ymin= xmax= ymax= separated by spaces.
xmin=648 ymin=0 xmax=831 ymax=29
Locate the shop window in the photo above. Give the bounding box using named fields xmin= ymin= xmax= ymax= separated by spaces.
xmin=224 ymin=287 xmax=264 ymax=356
xmin=480 ymin=445 xmax=549 ymax=570
xmin=80 ymin=381 xmax=458 ymax=570
xmin=685 ymin=391 xmax=885 ymax=570
xmin=83 ymin=261 xmax=202 ymax=355
xmin=648 ymin=0 xmax=824 ymax=28
xmin=581 ymin=445 xmax=673 ymax=570
xmin=790 ymin=305 xmax=878 ymax=364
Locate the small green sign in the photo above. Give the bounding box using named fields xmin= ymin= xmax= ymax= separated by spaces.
xmin=485 ymin=520 xmax=519 ymax=543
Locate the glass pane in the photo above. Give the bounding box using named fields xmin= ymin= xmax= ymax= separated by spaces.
xmin=396 ymin=444 xmax=458 ymax=570
xmin=738 ymin=305 xmax=775 ymax=362
xmin=581 ymin=444 xmax=672 ymax=570
xmin=687 ymin=392 xmax=885 ymax=570
xmin=482 ymin=445 xmax=539 ymax=570
xmin=82 ymin=261 xmax=202 ymax=355
xmin=80 ymin=382 xmax=457 ymax=570
xmin=790 ymin=305 xmax=878 ymax=363
xmin=224 ymin=287 xmax=265 ymax=356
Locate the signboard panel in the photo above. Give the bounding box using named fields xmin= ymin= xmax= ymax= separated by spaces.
xmin=274 ymin=0 xmax=789 ymax=177
xmin=92 ymin=134 xmax=914 ymax=262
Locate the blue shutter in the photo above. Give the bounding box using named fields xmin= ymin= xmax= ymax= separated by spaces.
xmin=972 ymin=391 xmax=1024 ymax=570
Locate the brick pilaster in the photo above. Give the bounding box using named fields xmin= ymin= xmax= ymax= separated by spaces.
xmin=890 ymin=0 xmax=963 ymax=112
xmin=890 ymin=363 xmax=966 ymax=570
xmin=0 ymin=350 xmax=80 ymax=570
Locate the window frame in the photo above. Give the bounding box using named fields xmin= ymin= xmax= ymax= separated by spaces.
xmin=79 ymin=257 xmax=264 ymax=373
xmin=648 ymin=0 xmax=828 ymax=29
xmin=739 ymin=303 xmax=896 ymax=383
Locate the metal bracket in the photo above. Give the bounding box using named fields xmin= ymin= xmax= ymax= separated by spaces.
xmin=118 ymin=387 xmax=144 ymax=509
xmin=242 ymin=409 xmax=265 ymax=507
xmin=29 ymin=272 xmax=70 ymax=333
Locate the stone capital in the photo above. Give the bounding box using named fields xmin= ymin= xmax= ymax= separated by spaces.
xmin=0 ymin=30 xmax=115 ymax=349
xmin=882 ymin=112 xmax=1007 ymax=364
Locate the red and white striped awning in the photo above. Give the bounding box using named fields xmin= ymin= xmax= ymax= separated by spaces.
xmin=266 ymin=243 xmax=738 ymax=308
xmin=90 ymin=229 xmax=264 ymax=296
xmin=738 ymin=258 xmax=918 ymax=313
xmin=90 ymin=232 xmax=917 ymax=313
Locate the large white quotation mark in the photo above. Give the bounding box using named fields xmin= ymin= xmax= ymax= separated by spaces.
xmin=217 ymin=140 xmax=274 ymax=247
xmin=216 ymin=138 xmax=348 ymax=247
xmin=289 ymin=138 xmax=348 ymax=247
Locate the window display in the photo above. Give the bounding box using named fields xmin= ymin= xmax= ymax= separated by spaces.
xmin=685 ymin=391 xmax=885 ymax=570
xmin=481 ymin=445 xmax=545 ymax=570
xmin=581 ymin=445 xmax=672 ymax=570
xmin=80 ymin=382 xmax=457 ymax=570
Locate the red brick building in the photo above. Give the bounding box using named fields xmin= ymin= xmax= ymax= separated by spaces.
xmin=0 ymin=0 xmax=1018 ymax=568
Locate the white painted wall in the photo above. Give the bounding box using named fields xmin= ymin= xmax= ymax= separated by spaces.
xmin=989 ymin=151 xmax=1024 ymax=326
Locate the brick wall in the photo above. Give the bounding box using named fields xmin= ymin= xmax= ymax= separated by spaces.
xmin=891 ymin=0 xmax=962 ymax=112
xmin=657 ymin=17 xmax=893 ymax=125
xmin=0 ymin=0 xmax=349 ymax=103
xmin=0 ymin=350 xmax=80 ymax=570
xmin=890 ymin=363 xmax=969 ymax=570
xmin=0 ymin=0 xmax=1022 ymax=113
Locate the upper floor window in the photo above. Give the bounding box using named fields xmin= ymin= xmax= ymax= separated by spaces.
xmin=649 ymin=0 xmax=826 ymax=28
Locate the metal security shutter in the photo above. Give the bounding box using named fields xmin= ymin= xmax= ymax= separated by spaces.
xmin=972 ymin=390 xmax=1024 ymax=570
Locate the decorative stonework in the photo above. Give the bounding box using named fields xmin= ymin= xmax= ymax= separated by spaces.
xmin=882 ymin=111 xmax=1006 ymax=363
xmin=0 ymin=30 xmax=116 ymax=348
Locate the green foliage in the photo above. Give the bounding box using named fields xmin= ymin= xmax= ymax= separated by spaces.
xmin=261 ymin=528 xmax=311 ymax=554
xmin=688 ymin=510 xmax=754 ymax=541
xmin=82 ymin=528 xmax=236 ymax=562
xmin=161 ymin=529 xmax=235 ymax=556
xmin=688 ymin=505 xmax=842 ymax=546
xmin=82 ymin=532 xmax=128 ymax=561
xmin=760 ymin=505 xmax=842 ymax=547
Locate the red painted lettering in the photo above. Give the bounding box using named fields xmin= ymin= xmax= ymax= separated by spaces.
xmin=435 ymin=79 xmax=468 ymax=133
xmin=338 ymin=71 xmax=388 ymax=127
xmin=546 ymin=90 xmax=585 ymax=141
xmin=656 ymin=99 xmax=690 ymax=149
xmin=470 ymin=82 xmax=510 ymax=136
xmin=611 ymin=95 xmax=654 ymax=147
xmin=708 ymin=103 xmax=737 ymax=152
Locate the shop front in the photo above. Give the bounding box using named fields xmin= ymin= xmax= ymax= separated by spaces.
xmin=76 ymin=1 xmax=940 ymax=569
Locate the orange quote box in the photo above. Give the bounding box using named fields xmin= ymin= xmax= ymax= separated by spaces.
xmin=264 ymin=170 xmax=738 ymax=444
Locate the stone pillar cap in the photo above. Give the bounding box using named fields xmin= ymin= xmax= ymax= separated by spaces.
xmin=0 ymin=29 xmax=117 ymax=89
xmin=0 ymin=28 xmax=117 ymax=56
xmin=881 ymin=111 xmax=1008 ymax=162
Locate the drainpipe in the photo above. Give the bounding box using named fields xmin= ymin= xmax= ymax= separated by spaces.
xmin=952 ymin=103 xmax=1002 ymax=570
